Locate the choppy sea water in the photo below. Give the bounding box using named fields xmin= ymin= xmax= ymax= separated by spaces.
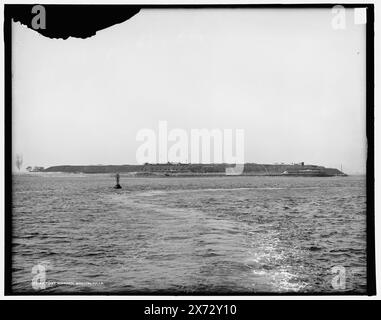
xmin=12 ymin=174 xmax=367 ymax=293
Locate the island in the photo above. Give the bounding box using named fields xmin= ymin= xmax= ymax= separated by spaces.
xmin=41 ymin=162 xmax=346 ymax=177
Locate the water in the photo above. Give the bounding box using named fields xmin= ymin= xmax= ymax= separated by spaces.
xmin=12 ymin=174 xmax=367 ymax=293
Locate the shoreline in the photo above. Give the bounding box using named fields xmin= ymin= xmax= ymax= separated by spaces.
xmin=13 ymin=172 xmax=352 ymax=177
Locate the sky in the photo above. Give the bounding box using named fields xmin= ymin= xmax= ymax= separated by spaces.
xmin=12 ymin=8 xmax=367 ymax=174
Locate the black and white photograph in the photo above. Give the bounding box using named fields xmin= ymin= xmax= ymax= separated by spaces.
xmin=3 ymin=3 xmax=376 ymax=297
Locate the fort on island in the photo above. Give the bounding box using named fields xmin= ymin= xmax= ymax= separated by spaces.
xmin=41 ymin=162 xmax=346 ymax=177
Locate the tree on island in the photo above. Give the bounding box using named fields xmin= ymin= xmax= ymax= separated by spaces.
xmin=15 ymin=154 xmax=23 ymax=171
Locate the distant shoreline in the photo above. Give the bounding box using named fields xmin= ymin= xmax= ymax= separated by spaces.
xmin=21 ymin=162 xmax=348 ymax=177
xmin=15 ymin=172 xmax=360 ymax=178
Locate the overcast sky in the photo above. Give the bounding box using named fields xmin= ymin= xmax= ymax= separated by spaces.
xmin=13 ymin=8 xmax=367 ymax=174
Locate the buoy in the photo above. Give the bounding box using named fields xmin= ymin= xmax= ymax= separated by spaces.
xmin=114 ymin=173 xmax=122 ymax=189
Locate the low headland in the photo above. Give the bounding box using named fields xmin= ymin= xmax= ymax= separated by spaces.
xmin=39 ymin=162 xmax=346 ymax=177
